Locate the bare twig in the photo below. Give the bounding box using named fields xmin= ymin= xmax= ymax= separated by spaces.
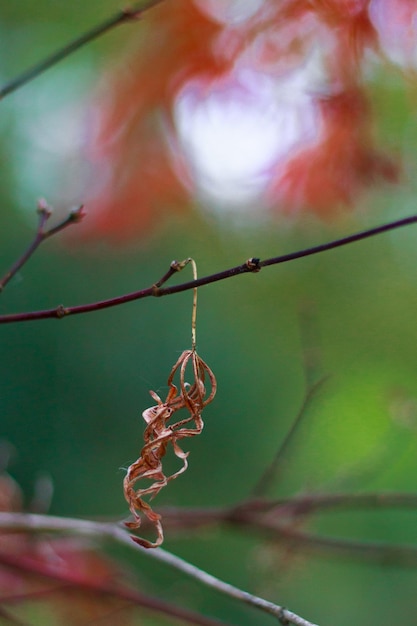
xmin=123 ymin=492 xmax=417 ymax=534
xmin=0 ymin=214 xmax=416 ymax=323
xmin=143 ymin=498 xmax=417 ymax=567
xmin=251 ymin=377 xmax=328 ymax=498
xmin=0 ymin=512 xmax=319 ymax=626
xmin=231 ymin=515 xmax=417 ymax=567
xmin=124 ymin=494 xmax=417 ymax=568
xmin=0 ymin=0 xmax=164 ymax=100
xmin=0 ymin=202 xmax=84 ymax=294
xmin=256 ymin=492 xmax=417 ymax=515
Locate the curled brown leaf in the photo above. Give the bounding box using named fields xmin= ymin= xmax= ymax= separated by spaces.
xmin=124 ymin=350 xmax=216 ymax=548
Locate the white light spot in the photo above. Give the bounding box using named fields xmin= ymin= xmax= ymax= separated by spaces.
xmin=174 ymin=66 xmax=322 ymax=212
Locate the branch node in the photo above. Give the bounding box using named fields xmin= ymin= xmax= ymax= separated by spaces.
xmin=246 ymin=257 xmax=261 ymax=272
xmin=55 ymin=305 xmax=69 ymax=319
xmin=278 ymin=608 xmax=291 ymax=626
xmin=152 ymin=285 xmax=161 ymax=297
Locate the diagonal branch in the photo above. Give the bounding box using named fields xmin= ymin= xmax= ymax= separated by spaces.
xmin=250 ymin=377 xmax=328 ymax=498
xmin=0 ymin=213 xmax=416 ymax=324
xmin=231 ymin=513 xmax=417 ymax=567
xmin=255 ymin=492 xmax=417 ymax=515
xmin=0 ymin=0 xmax=164 ymax=100
xmin=145 ymin=498 xmax=417 ymax=567
xmin=0 ymin=512 xmax=319 ymax=626
xmin=0 ymin=202 xmax=84 ymax=294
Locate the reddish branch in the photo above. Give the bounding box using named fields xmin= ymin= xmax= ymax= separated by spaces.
xmin=1 ymin=214 xmax=417 ymax=323
xmin=0 ymin=201 xmax=84 ymax=293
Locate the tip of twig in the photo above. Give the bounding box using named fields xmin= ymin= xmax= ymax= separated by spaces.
xmin=170 ymin=258 xmax=192 ymax=272
xmin=37 ymin=198 xmax=53 ymax=218
xmin=68 ymin=205 xmax=86 ymax=223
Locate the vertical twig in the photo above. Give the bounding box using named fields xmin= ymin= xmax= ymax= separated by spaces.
xmin=251 ymin=378 xmax=328 ymax=497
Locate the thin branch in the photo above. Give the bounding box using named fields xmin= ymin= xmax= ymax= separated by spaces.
xmin=0 ymin=551 xmax=229 ymax=626
xmin=0 ymin=213 xmax=416 ymax=324
xmin=232 ymin=492 xmax=417 ymax=522
xmin=297 ymin=300 xmax=324 ymax=390
xmin=260 ymin=492 xmax=417 ymax=515
xmin=142 ymin=493 xmax=417 ymax=556
xmin=0 ymin=512 xmax=319 ymax=626
xmin=0 ymin=202 xmax=85 ymax=294
xmin=250 ymin=377 xmax=328 ymax=498
xmin=127 ymin=494 xmax=417 ymax=568
xmin=132 ymin=492 xmax=417 ymax=533
xmin=233 ymin=515 xmax=417 ymax=567
xmin=224 ymin=495 xmax=417 ymax=566
xmin=0 ymin=0 xmax=164 ymax=100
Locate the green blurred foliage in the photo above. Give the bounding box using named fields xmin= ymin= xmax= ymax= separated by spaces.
xmin=1 ymin=2 xmax=417 ymax=625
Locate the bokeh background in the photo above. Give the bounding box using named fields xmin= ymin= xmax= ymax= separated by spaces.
xmin=2 ymin=1 xmax=417 ymax=624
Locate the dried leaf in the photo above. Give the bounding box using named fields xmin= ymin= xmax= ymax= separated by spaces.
xmin=124 ymin=350 xmax=216 ymax=548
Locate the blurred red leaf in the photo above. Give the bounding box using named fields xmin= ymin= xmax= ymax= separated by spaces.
xmin=268 ymin=90 xmax=398 ymax=215
xmin=80 ymin=0 xmax=401 ymax=240
xmin=0 ymin=473 xmax=134 ymax=625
